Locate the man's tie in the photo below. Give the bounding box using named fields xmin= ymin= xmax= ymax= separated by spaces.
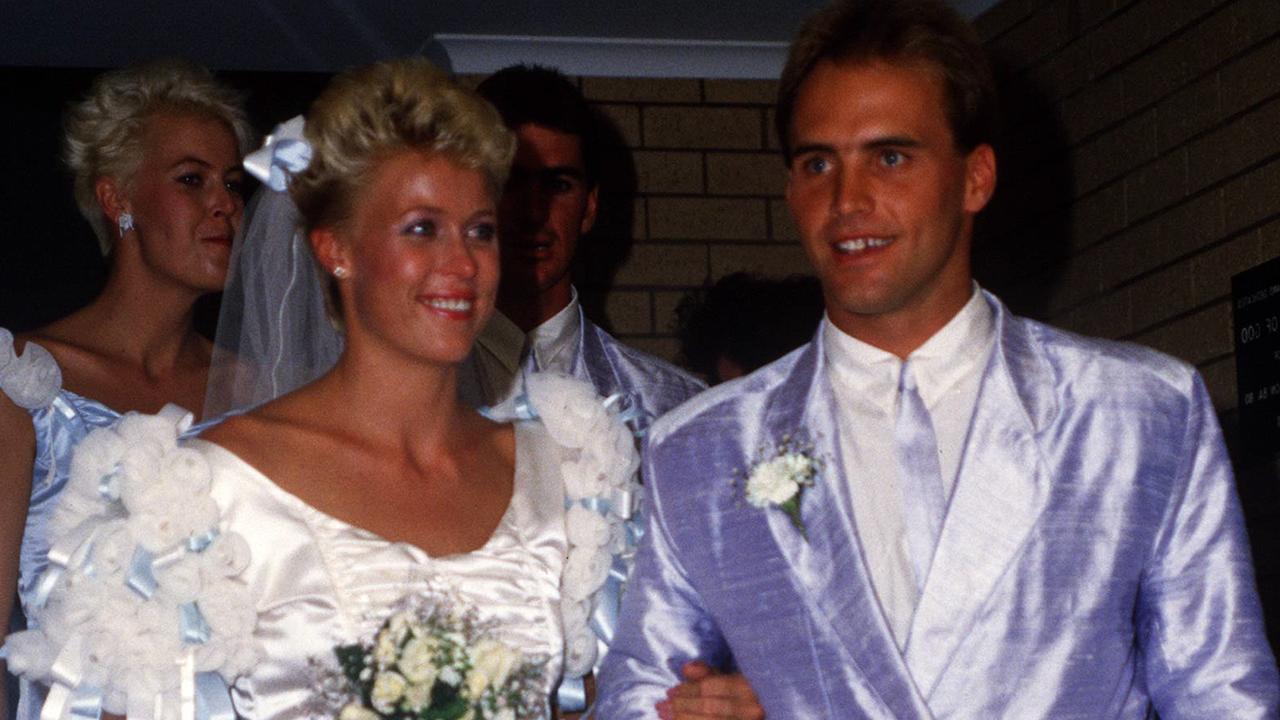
xmin=895 ymin=360 xmax=947 ymax=593
xmin=520 ymin=336 xmax=540 ymax=378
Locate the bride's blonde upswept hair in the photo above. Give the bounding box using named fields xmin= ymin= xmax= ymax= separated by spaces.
xmin=287 ymin=58 xmax=516 ymax=326
xmin=290 ymin=58 xmax=516 ymax=238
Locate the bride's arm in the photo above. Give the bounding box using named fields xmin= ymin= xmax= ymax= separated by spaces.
xmin=0 ymin=394 xmax=35 ymax=720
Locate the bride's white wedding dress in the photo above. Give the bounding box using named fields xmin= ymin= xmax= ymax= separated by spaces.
xmin=192 ymin=421 xmax=567 ymax=719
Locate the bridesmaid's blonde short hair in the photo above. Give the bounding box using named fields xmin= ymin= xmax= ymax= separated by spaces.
xmin=64 ymin=59 xmax=253 ymax=254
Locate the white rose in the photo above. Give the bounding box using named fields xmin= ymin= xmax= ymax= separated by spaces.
xmin=562 ymin=547 xmax=611 ymax=601
xmin=398 ymin=636 xmax=439 ymax=684
xmin=494 ymin=709 xmax=516 ymax=720
xmin=561 ymin=457 xmax=607 ymax=499
xmin=563 ymin=626 xmax=598 ymax=678
xmin=158 ymin=557 xmax=204 ymax=603
xmin=374 ymin=630 xmax=399 ymax=668
xmin=402 ymin=681 xmax=433 ymax=712
xmin=126 ymin=510 xmax=183 ymax=553
xmin=338 ymin=703 xmax=381 ymax=720
xmin=745 ymin=456 xmax=802 ymax=507
xmin=439 ymin=665 xmax=462 ymax=686
xmin=67 ymin=428 xmax=125 ymax=498
xmin=219 ymin=639 xmax=260 ymax=680
xmin=198 ymin=582 xmax=256 ymax=639
xmin=370 ymin=671 xmax=408 ymax=714
xmin=467 ymin=639 xmax=521 ymax=698
xmin=161 ymin=447 xmax=212 ymax=495
xmin=565 ymin=505 xmax=611 ymax=548
xmin=200 ymin=532 xmax=251 ymax=579
xmin=117 ymin=439 xmax=168 ymax=507
xmin=1 ymin=629 xmax=54 ymax=677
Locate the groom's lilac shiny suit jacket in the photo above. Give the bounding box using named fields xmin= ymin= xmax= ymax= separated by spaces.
xmin=595 ymin=293 xmax=1279 ymax=718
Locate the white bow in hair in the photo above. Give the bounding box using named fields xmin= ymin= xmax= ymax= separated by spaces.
xmin=243 ymin=115 xmax=312 ymax=191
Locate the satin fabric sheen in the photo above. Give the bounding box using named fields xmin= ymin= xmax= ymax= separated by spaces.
xmin=11 ymin=390 xmax=121 ymax=720
xmin=595 ymin=292 xmax=1279 ymax=719
xmin=191 ymin=420 xmax=567 ymax=720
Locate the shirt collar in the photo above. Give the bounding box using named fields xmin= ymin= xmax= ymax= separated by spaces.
xmin=527 ymin=287 xmax=581 ymax=370
xmin=823 ymin=284 xmax=994 ymax=411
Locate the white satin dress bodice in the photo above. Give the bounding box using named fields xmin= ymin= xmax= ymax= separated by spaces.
xmin=191 ymin=420 xmax=567 ymax=720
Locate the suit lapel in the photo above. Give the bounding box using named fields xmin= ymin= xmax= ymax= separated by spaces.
xmin=904 ymin=296 xmax=1057 ymax=696
xmin=761 ymin=334 xmax=932 ymax=719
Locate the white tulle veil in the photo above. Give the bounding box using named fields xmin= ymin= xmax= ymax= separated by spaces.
xmin=204 ymin=118 xmax=343 ymax=420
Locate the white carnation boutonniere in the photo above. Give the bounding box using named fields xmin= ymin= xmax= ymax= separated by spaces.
xmin=741 ymin=435 xmax=821 ymax=540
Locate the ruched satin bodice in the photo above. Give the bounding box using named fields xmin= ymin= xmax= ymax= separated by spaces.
xmin=191 ymin=421 xmax=567 ymax=720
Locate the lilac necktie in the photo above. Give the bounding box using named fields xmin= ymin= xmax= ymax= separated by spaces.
xmin=895 ymin=361 xmax=947 ymax=592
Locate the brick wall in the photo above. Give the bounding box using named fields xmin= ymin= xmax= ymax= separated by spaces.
xmin=973 ymin=0 xmax=1280 ymax=653
xmin=563 ymin=77 xmax=808 ymax=364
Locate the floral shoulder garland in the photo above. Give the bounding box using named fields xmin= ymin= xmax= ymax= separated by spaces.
xmin=520 ymin=373 xmax=641 ymax=679
xmin=0 ymin=327 xmax=62 ymax=410
xmin=2 ymin=405 xmax=259 ymax=720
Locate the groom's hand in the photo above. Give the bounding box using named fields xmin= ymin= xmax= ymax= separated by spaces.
xmin=655 ymin=660 xmax=764 ymax=719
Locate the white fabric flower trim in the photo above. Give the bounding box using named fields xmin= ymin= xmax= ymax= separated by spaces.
xmin=3 ymin=405 xmax=259 ymax=720
xmin=0 ymin=328 xmax=61 ymax=410
xmin=523 ymin=373 xmax=641 ymax=678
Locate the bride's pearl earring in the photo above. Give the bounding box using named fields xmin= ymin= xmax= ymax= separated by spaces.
xmin=332 ymin=266 xmax=349 ymax=279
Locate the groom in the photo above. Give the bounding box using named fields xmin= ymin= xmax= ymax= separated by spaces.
xmin=595 ymin=0 xmax=1280 ymax=717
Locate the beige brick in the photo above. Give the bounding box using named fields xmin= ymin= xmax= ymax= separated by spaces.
xmin=770 ymin=198 xmax=799 ymax=241
xmin=709 ymin=244 xmax=812 ymax=280
xmin=766 ymin=107 xmax=782 ymax=151
xmin=594 ymin=104 xmax=641 ymax=148
xmin=1131 ymin=300 xmax=1233 ymax=365
xmin=1053 ymin=291 xmax=1132 ymax=340
xmin=612 ymin=243 xmax=708 ymax=287
xmin=602 ymin=290 xmax=653 ymax=335
xmin=581 ymin=77 xmax=701 ymax=103
xmin=1096 ymin=189 xmax=1224 ymax=289
xmin=1071 ymin=183 xmax=1127 ymax=250
xmin=1199 ymin=356 xmax=1238 ymax=412
xmin=1079 ymin=110 xmax=1158 ymax=193
xmin=1156 ymin=74 xmax=1220 ymax=152
xmin=706 ymin=153 xmax=786 ymax=196
xmin=644 ymin=106 xmax=762 ymax=149
xmin=1187 ymin=96 xmax=1280 ymax=195
xmin=1123 ymin=148 xmax=1188 ymax=222
xmin=616 ymin=336 xmax=684 ymax=366
xmin=654 ymin=290 xmax=694 ymax=335
xmin=648 ymin=197 xmax=768 ymax=240
xmin=1221 ymin=36 xmax=1280 ymax=119
xmin=1059 ymin=71 xmax=1126 ymax=145
xmin=1190 ymin=233 xmax=1268 ymax=307
xmin=1259 ymin=218 xmax=1280 ymax=260
xmin=1127 ymin=261 xmax=1193 ymax=332
xmin=703 ymin=79 xmax=778 ymax=105
xmin=988 ymin=0 xmax=1073 ymax=71
xmin=632 ymin=151 xmax=703 ymax=194
xmin=1222 ymin=159 xmax=1280 ymax=236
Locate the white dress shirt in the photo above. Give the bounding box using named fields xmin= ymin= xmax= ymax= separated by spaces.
xmin=823 ymin=287 xmax=995 ymax=650
xmin=467 ymin=289 xmax=582 ymax=407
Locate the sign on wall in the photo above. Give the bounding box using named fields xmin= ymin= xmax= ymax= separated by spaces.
xmin=1233 ymin=255 xmax=1280 ymax=456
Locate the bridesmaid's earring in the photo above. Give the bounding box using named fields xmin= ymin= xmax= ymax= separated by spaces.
xmin=332 ymin=266 xmax=349 ymax=279
xmin=117 ymin=213 xmax=134 ymax=238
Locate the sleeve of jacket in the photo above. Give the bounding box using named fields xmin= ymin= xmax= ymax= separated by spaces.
xmin=1139 ymin=373 xmax=1279 ymax=718
xmin=593 ymin=439 xmax=731 ymax=719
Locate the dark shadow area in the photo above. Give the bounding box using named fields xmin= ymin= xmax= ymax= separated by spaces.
xmin=574 ymin=107 xmax=637 ymax=333
xmin=972 ymin=52 xmax=1074 ymax=320
xmin=1222 ymin=413 xmax=1280 ymax=658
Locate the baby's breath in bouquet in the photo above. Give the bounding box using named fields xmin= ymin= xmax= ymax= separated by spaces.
xmin=318 ymin=596 xmax=546 ymax=720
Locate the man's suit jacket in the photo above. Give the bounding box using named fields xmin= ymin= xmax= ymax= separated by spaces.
xmin=595 ymin=293 xmax=1278 ymax=718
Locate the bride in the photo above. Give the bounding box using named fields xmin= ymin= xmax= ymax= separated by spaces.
xmin=6 ymin=58 xmax=636 ymax=720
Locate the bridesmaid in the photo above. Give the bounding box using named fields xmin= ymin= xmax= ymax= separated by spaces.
xmin=0 ymin=58 xmax=252 ymax=720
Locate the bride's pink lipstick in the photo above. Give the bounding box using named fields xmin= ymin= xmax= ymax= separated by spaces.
xmin=202 ymin=234 xmax=233 ymax=248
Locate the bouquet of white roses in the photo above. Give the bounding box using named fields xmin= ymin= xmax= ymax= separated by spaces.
xmin=322 ymin=597 xmax=546 ymax=720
